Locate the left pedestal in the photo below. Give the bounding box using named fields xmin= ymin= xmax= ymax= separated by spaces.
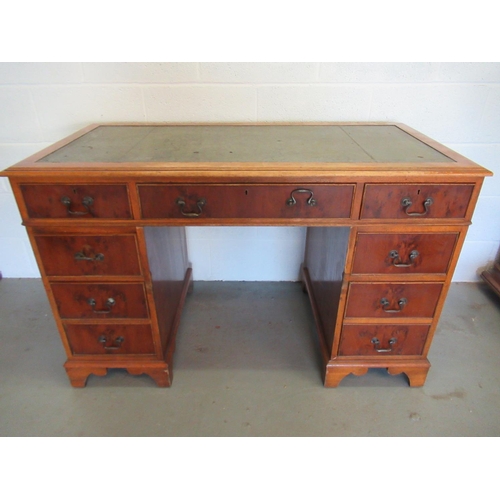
xmin=27 ymin=225 xmax=192 ymax=387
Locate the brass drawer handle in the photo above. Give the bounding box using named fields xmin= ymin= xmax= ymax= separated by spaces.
xmin=98 ymin=335 xmax=124 ymax=350
xmin=60 ymin=196 xmax=94 ymax=216
xmin=371 ymin=337 xmax=397 ymax=353
xmin=74 ymin=251 xmax=104 ymax=262
xmin=176 ymin=197 xmax=206 ymax=217
xmin=401 ymin=197 xmax=433 ymax=216
xmin=286 ymin=188 xmax=317 ymax=207
xmin=88 ymin=297 xmax=116 ymax=314
xmin=389 ymin=249 xmax=419 ymax=267
xmin=381 ymin=297 xmax=407 ymax=313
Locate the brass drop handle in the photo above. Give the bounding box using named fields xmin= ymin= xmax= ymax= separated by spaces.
xmin=401 ymin=197 xmax=433 ymax=216
xmin=176 ymin=197 xmax=206 ymax=217
xmin=74 ymin=251 xmax=104 ymax=262
xmin=286 ymin=188 xmax=317 ymax=207
xmin=371 ymin=337 xmax=397 ymax=353
xmin=381 ymin=297 xmax=407 ymax=313
xmin=389 ymin=249 xmax=419 ymax=267
xmin=98 ymin=335 xmax=124 ymax=350
xmin=61 ymin=196 xmax=94 ymax=216
xmin=88 ymin=297 xmax=116 ymax=314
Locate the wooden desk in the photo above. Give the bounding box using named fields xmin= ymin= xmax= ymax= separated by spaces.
xmin=1 ymin=123 xmax=492 ymax=387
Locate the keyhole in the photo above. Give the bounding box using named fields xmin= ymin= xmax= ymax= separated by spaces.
xmin=417 ymin=189 xmax=421 ymax=195
xmin=245 ymin=190 xmax=248 ymax=195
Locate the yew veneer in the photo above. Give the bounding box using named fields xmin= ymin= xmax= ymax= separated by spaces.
xmin=1 ymin=123 xmax=492 ymax=388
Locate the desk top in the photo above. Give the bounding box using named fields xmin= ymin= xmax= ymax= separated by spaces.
xmin=2 ymin=123 xmax=492 ymax=179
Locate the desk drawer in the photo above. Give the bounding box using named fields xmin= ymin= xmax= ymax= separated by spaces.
xmin=65 ymin=324 xmax=155 ymax=355
xmin=351 ymin=232 xmax=458 ymax=274
xmin=51 ymin=283 xmax=149 ymax=319
xmin=138 ymin=184 xmax=354 ymax=219
xmin=34 ymin=235 xmax=142 ymax=277
xmin=20 ymin=184 xmax=132 ymax=219
xmin=339 ymin=324 xmax=429 ymax=356
xmin=360 ymin=184 xmax=474 ymax=219
xmin=345 ymin=283 xmax=443 ymax=319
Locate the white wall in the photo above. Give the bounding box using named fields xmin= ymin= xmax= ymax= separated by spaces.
xmin=0 ymin=62 xmax=499 ymax=281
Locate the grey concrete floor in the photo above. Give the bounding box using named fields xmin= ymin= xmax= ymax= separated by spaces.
xmin=0 ymin=278 xmax=499 ymax=436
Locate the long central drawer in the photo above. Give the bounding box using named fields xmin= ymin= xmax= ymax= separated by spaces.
xmin=138 ymin=184 xmax=355 ymax=219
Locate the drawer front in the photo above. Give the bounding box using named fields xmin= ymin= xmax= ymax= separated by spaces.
xmin=138 ymin=184 xmax=354 ymax=219
xmin=345 ymin=283 xmax=443 ymax=319
xmin=34 ymin=235 xmax=142 ymax=276
xmin=361 ymin=184 xmax=474 ymax=219
xmin=51 ymin=283 xmax=149 ymax=319
xmin=20 ymin=184 xmax=132 ymax=219
xmin=339 ymin=324 xmax=429 ymax=356
xmin=352 ymin=232 xmax=458 ymax=274
xmin=65 ymin=324 xmax=154 ymax=355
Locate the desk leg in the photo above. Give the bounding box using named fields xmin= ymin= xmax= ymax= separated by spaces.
xmin=64 ymin=361 xmax=173 ymax=388
xmin=64 ymin=365 xmax=108 ymax=388
xmin=324 ymin=360 xmax=430 ymax=388
xmin=324 ymin=364 xmax=369 ymax=387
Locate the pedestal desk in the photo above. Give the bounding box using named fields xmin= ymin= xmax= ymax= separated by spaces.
xmin=1 ymin=123 xmax=492 ymax=388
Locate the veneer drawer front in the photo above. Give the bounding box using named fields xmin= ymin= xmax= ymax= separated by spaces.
xmin=339 ymin=324 xmax=429 ymax=356
xmin=352 ymin=232 xmax=458 ymax=274
xmin=360 ymin=184 xmax=474 ymax=219
xmin=138 ymin=184 xmax=354 ymax=219
xmin=20 ymin=184 xmax=132 ymax=219
xmin=345 ymin=283 xmax=443 ymax=319
xmin=34 ymin=235 xmax=142 ymax=276
xmin=51 ymin=283 xmax=149 ymax=319
xmin=65 ymin=324 xmax=154 ymax=355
